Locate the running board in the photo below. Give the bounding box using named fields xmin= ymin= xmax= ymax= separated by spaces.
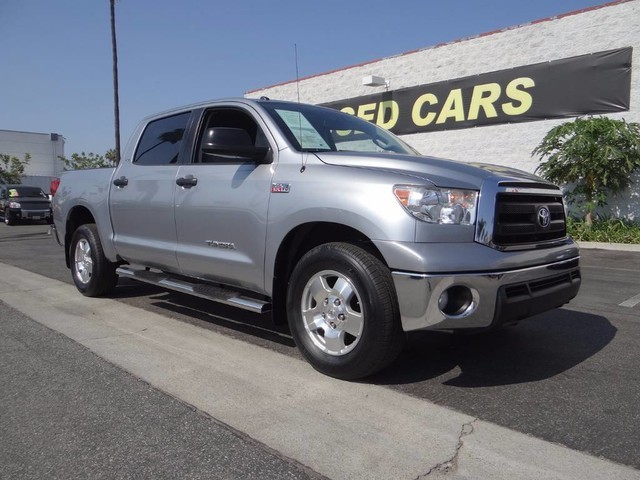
xmin=116 ymin=266 xmax=271 ymax=314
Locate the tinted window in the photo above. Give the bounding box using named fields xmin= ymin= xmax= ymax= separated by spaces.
xmin=134 ymin=112 xmax=190 ymax=165
xmin=196 ymin=108 xmax=266 ymax=164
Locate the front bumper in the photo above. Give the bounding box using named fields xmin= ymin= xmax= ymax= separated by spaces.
xmin=392 ymin=256 xmax=581 ymax=332
xmin=7 ymin=208 xmax=52 ymax=222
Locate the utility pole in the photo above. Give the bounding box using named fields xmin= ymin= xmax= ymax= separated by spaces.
xmin=110 ymin=0 xmax=121 ymax=164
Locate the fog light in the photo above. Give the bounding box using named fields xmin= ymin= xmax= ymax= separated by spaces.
xmin=438 ymin=286 xmax=476 ymax=317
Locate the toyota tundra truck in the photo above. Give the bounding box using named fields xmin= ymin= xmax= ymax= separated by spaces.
xmin=51 ymin=98 xmax=581 ymax=379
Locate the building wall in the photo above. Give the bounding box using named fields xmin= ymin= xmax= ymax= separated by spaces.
xmin=248 ymin=0 xmax=640 ymax=220
xmin=0 ymin=129 xmax=65 ymax=178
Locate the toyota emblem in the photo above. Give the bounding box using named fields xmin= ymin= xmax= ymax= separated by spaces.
xmin=537 ymin=206 xmax=551 ymax=228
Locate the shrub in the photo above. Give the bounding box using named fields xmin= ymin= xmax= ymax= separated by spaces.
xmin=567 ymin=217 xmax=640 ymax=244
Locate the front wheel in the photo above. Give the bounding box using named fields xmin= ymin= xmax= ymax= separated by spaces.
xmin=286 ymin=243 xmax=405 ymax=380
xmin=70 ymin=224 xmax=118 ymax=296
xmin=4 ymin=213 xmax=15 ymax=225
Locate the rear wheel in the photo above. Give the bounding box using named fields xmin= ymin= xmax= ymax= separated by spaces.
xmin=286 ymin=242 xmax=405 ymax=380
xmin=70 ymin=224 xmax=118 ymax=296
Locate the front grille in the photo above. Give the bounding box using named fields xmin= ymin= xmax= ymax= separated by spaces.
xmin=493 ymin=193 xmax=566 ymax=247
xmin=23 ymin=201 xmax=50 ymax=210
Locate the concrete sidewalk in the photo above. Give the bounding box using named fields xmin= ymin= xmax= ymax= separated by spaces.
xmin=0 ymin=262 xmax=638 ymax=480
xmin=1 ymin=303 xmax=317 ymax=479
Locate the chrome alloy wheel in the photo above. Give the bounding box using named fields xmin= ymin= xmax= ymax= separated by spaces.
xmin=74 ymin=238 xmax=93 ymax=285
xmin=301 ymin=270 xmax=364 ymax=356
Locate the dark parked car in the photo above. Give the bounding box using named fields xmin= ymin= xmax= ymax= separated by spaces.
xmin=0 ymin=185 xmax=52 ymax=225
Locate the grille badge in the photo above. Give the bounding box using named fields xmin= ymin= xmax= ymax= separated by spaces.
xmin=537 ymin=206 xmax=551 ymax=228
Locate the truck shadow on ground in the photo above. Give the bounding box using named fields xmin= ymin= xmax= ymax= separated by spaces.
xmin=0 ymin=230 xmax=51 ymax=243
xmin=111 ymin=282 xmax=615 ymax=387
xmin=140 ymin=290 xmax=297 ymax=351
xmin=371 ymin=308 xmax=616 ymax=387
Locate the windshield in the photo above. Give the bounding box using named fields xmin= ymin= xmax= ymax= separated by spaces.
xmin=8 ymin=186 xmax=48 ymax=198
xmin=259 ymin=101 xmax=419 ymax=155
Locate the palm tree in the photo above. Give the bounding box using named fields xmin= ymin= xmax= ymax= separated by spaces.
xmin=110 ymin=0 xmax=121 ymax=165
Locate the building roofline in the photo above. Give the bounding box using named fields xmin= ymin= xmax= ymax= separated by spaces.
xmin=0 ymin=129 xmax=63 ymax=139
xmin=246 ymin=0 xmax=635 ymax=94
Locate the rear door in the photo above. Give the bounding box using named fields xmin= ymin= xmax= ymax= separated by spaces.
xmin=174 ymin=106 xmax=275 ymax=292
xmin=110 ymin=111 xmax=192 ymax=271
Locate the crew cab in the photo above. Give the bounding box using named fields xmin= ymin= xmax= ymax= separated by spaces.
xmin=52 ymin=98 xmax=581 ymax=379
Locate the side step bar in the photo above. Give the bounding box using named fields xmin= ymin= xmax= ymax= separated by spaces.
xmin=116 ymin=266 xmax=272 ymax=314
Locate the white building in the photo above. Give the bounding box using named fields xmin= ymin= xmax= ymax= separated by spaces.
xmin=0 ymin=129 xmax=65 ymax=189
xmin=248 ymin=0 xmax=640 ymax=220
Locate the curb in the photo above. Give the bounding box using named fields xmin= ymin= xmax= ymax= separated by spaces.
xmin=576 ymin=241 xmax=640 ymax=252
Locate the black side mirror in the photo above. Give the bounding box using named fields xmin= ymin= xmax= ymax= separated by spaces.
xmin=201 ymin=127 xmax=272 ymax=164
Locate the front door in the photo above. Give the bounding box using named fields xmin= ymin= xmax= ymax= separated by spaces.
xmin=174 ymin=107 xmax=275 ymax=293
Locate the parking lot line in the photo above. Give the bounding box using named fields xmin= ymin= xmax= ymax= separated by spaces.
xmin=619 ymin=293 xmax=640 ymax=308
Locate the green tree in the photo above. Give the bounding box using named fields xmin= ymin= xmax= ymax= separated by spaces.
xmin=533 ymin=116 xmax=640 ymax=225
xmin=59 ymin=151 xmax=116 ymax=170
xmin=0 ymin=153 xmax=30 ymax=184
xmin=105 ymin=148 xmax=116 ymax=164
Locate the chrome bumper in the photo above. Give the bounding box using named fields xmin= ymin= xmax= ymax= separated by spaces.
xmin=392 ymin=257 xmax=581 ymax=332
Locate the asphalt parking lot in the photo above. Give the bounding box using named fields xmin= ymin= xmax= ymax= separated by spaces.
xmin=1 ymin=222 xmax=639 ymax=474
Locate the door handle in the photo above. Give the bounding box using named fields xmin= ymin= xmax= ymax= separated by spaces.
xmin=113 ymin=176 xmax=128 ymax=187
xmin=176 ymin=176 xmax=198 ymax=188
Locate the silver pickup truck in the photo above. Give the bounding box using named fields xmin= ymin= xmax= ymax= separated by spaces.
xmin=52 ymin=98 xmax=581 ymax=379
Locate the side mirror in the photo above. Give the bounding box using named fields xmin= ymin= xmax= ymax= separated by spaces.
xmin=200 ymin=127 xmax=272 ymax=164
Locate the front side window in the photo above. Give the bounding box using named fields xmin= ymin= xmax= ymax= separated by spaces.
xmin=195 ymin=108 xmax=268 ymax=163
xmin=134 ymin=111 xmax=191 ymax=165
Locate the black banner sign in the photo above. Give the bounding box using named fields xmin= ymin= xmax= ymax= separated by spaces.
xmin=323 ymin=47 xmax=632 ymax=134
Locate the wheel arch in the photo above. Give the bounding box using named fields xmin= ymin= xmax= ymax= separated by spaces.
xmin=270 ymin=222 xmax=387 ymax=325
xmin=64 ymin=206 xmax=96 ymax=268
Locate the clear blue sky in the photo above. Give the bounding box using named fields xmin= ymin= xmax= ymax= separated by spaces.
xmin=0 ymin=0 xmax=612 ymax=157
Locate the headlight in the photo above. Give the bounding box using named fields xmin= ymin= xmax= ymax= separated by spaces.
xmin=393 ymin=185 xmax=478 ymax=225
xmin=9 ymin=201 xmax=21 ymax=208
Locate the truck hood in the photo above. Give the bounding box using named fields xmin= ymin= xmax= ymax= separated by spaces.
xmin=314 ymin=151 xmax=547 ymax=190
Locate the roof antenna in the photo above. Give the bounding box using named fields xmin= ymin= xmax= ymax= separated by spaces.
xmin=295 ymin=43 xmax=306 ymax=173
xmin=294 ymin=43 xmax=301 ymax=104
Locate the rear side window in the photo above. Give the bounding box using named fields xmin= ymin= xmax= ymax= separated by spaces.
xmin=134 ymin=112 xmax=191 ymax=165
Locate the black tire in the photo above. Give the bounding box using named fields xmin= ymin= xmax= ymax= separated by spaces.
xmin=286 ymin=242 xmax=405 ymax=380
xmin=70 ymin=224 xmax=118 ymax=296
xmin=4 ymin=213 xmax=15 ymax=226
